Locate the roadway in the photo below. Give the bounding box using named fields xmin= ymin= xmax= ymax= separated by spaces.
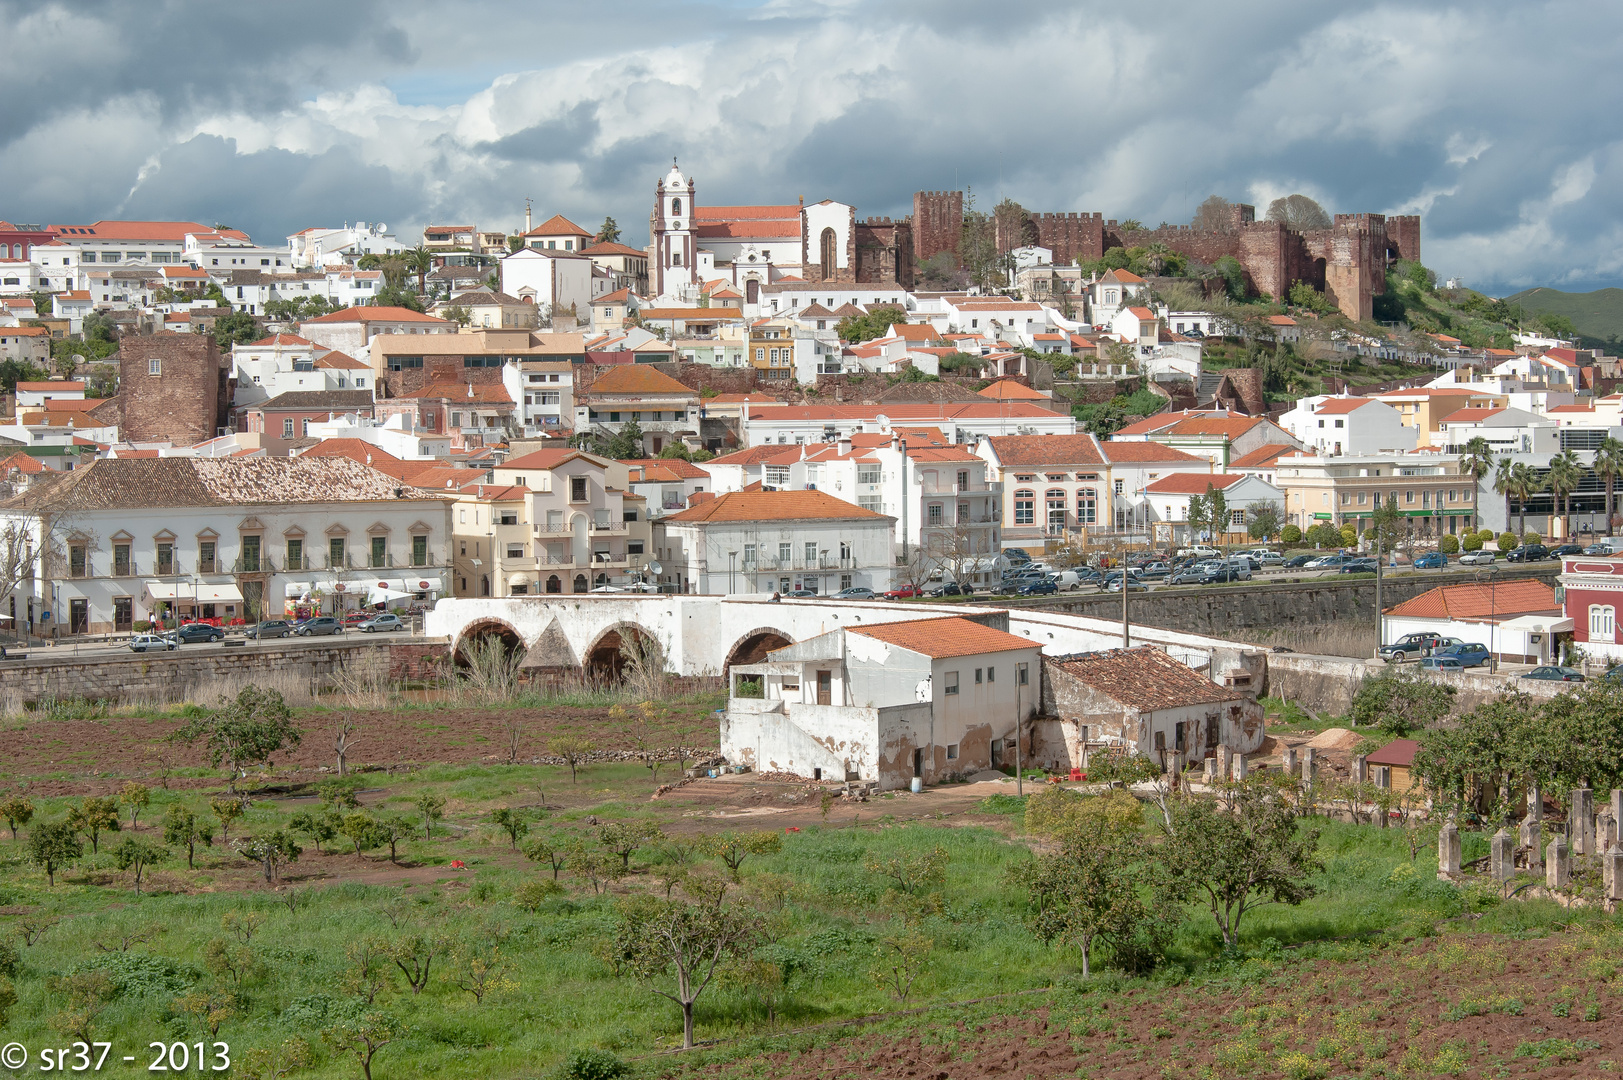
xmin=0 ymin=627 xmax=426 ymax=664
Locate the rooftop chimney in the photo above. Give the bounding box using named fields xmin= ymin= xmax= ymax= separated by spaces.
xmin=837 ymin=435 xmax=852 ymax=456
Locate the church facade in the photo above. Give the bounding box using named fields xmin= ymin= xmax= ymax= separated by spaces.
xmin=649 ymin=164 xmax=913 ymax=302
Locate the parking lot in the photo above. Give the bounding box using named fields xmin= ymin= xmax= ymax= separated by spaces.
xmin=1 ymin=621 xmax=425 ymax=663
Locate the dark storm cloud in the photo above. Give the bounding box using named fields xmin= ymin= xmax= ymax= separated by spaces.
xmin=4 ymin=1 xmax=1623 ymax=291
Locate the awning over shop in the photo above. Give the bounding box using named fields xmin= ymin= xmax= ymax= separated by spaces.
xmin=285 ymin=581 xmax=312 ymax=599
xmin=144 ymin=582 xmax=241 ymax=604
xmin=144 ymin=581 xmax=189 ymax=601
xmin=405 ymin=575 xmax=444 ymax=594
xmin=200 ymin=583 xmax=243 ymax=603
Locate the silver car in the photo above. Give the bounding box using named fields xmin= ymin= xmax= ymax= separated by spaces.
xmin=128 ymin=634 xmax=177 ymax=653
xmin=1458 ymin=550 xmax=1496 ymax=566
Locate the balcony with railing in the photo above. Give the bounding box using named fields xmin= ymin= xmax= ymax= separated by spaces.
xmin=234 ymin=554 xmax=275 ymax=574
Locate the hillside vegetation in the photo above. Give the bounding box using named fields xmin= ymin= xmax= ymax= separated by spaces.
xmin=1504 ymin=286 xmax=1623 ymax=349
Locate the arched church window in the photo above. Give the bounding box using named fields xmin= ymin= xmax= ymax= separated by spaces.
xmin=820 ymin=228 xmax=836 ymax=279
xmin=672 ymin=198 xmax=681 ymax=215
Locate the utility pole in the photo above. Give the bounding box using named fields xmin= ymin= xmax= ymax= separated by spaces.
xmin=1014 ymin=675 xmax=1022 ymax=797
xmin=1373 ymin=524 xmax=1382 ymax=658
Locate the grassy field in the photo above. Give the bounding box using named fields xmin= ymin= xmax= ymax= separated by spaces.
xmin=2 ymin=684 xmax=1621 ymax=1080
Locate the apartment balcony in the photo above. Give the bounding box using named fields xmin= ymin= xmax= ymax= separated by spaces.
xmin=590 ymin=520 xmax=629 ymax=534
xmin=742 ymin=555 xmax=859 ymax=573
xmin=233 ymin=556 xmax=275 ymax=574
xmin=919 ymin=481 xmax=1001 ymax=496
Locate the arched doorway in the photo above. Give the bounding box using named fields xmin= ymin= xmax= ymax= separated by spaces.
xmin=820 ymin=228 xmax=837 ymax=280
xmin=725 ymin=628 xmax=793 ymax=675
xmin=746 ymin=278 xmax=759 ymax=305
xmin=583 ymin=623 xmax=657 ymax=684
xmin=546 ymin=574 xmax=561 ymax=594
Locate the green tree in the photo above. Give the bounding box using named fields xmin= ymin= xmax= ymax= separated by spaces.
xmin=238 ymin=830 xmax=301 ymax=883
xmin=1245 ymin=501 xmax=1283 ymax=542
xmin=119 ymin=781 xmax=150 ymax=829
xmin=1154 ymin=781 xmax=1322 ymax=949
xmin=1287 ymin=281 xmax=1334 ymax=315
xmin=441 ymin=304 xmax=471 ymax=327
xmin=600 ymin=819 xmax=664 ymax=871
xmin=0 ymin=358 xmax=49 ymax=391
xmin=1213 ymin=255 xmax=1246 ymax=299
xmin=1457 ymin=436 xmax=1495 ymax=515
xmin=1494 ymin=457 xmax=1540 ymax=540
xmin=211 ymin=796 xmax=245 ymax=841
xmin=375 ymin=815 xmax=414 ymax=862
xmin=341 ymin=814 xmax=386 ymax=857
xmin=610 ymin=885 xmax=760 ymax=1048
xmin=404 ymin=246 xmax=434 ymax=294
xmin=28 ymin=819 xmax=82 ymax=886
xmin=596 ymin=217 xmax=621 ymax=244
xmin=288 ymin=808 xmax=340 ymax=853
xmin=111 ymin=836 xmax=167 ymax=894
xmin=372 ymin=286 xmax=424 ymax=312
xmin=413 ymin=793 xmax=445 ymax=838
xmin=1369 ymin=493 xmax=1407 ymax=556
xmin=1499 ymin=530 xmax=1519 ymax=552
xmin=322 ymin=1011 xmax=403 ymax=1080
xmin=212 ymin=311 xmax=260 ymax=350
xmin=1280 ymin=523 xmax=1302 ymax=544
xmin=1546 ymin=449 xmax=1582 ymax=542
xmin=1593 ymin=436 xmax=1623 ymax=536
xmin=490 ymin=807 xmax=530 ymax=850
xmin=1191 ymin=195 xmax=1235 ymax=233
xmin=163 ymin=805 xmax=214 ymax=869
xmin=958 ymin=189 xmax=1005 ymax=291
xmin=1349 ymin=665 xmax=1456 ymax=734
xmin=172 ymin=685 xmax=301 ymax=791
xmin=698 ymin=828 xmax=781 ymax=882
xmin=68 ymin=796 xmax=120 ymax=853
xmin=1186 ymin=492 xmax=1208 ymax=544
xmin=1206 ymin=484 xmax=1230 ymax=541
xmin=0 ymin=794 xmax=34 ymax=840
xmin=834 ymin=304 xmax=909 ymax=344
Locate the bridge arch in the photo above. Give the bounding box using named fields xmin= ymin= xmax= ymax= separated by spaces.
xmin=581 ymin=621 xmax=661 ymax=684
xmin=724 ymin=626 xmax=794 ymax=675
xmin=452 ymin=617 xmax=525 ymax=666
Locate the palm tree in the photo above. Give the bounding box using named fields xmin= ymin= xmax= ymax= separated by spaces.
xmin=1593 ymin=436 xmax=1623 ymax=536
xmin=1546 ymin=450 xmax=1582 ymax=542
xmin=405 ymin=246 xmax=434 ymax=294
xmin=1493 ymin=457 xmax=1516 ymax=537
xmin=1458 ymin=436 xmax=1495 ymax=532
xmin=1495 ymin=458 xmax=1542 ymax=543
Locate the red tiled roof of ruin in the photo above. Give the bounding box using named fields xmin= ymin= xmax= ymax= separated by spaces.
xmin=1051 ymin=646 xmax=1246 ymax=709
xmin=587 ymin=365 xmax=695 ymax=396
xmin=846 ymin=616 xmax=1037 ymax=659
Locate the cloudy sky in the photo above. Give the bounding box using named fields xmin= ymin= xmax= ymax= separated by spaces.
xmin=5 ymin=0 xmax=1620 ymax=295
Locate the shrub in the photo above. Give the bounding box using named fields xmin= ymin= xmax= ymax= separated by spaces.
xmin=1339 ymin=525 xmax=1357 ymax=547
xmin=1439 ymin=534 xmax=1459 ymax=554
xmin=1462 ymin=533 xmax=1483 ymax=551
xmin=1280 ymin=524 xmax=1301 ymax=544
xmin=1523 ymin=530 xmax=1542 ymax=546
xmin=557 ymin=1049 xmax=629 ymax=1080
xmin=1498 ymin=532 xmax=1518 ymax=551
xmin=133 ymin=621 xmax=152 ymax=633
xmin=515 ymin=879 xmax=563 ymax=912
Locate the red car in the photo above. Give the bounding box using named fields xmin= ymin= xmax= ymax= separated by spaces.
xmin=341 ymin=611 xmax=373 ymax=626
xmin=883 ymin=585 xmax=925 ymax=599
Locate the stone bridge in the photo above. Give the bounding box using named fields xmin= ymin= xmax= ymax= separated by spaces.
xmin=424 ymin=594 xmax=1273 ymax=687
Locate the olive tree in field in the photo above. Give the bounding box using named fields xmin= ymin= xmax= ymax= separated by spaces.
xmin=1154 ymin=782 xmax=1322 ymax=949
xmin=111 ymin=836 xmax=167 ymax=894
xmin=322 ymin=1011 xmax=403 ymax=1080
xmin=548 ymin=735 xmax=594 ymax=783
xmin=236 ymin=830 xmax=301 ymax=884
xmin=413 ymin=793 xmax=445 ymax=838
xmin=610 ymin=885 xmax=760 ymax=1047
xmin=172 ymin=685 xmax=302 ymax=792
xmin=29 ymin=818 xmax=82 ymax=886
xmin=67 ymin=796 xmax=119 ymax=853
xmin=0 ymin=794 xmax=34 ymax=840
xmin=119 ymin=781 xmax=150 ymax=829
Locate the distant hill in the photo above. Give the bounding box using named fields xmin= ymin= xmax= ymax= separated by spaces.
xmin=1504 ymin=286 xmax=1623 ymax=347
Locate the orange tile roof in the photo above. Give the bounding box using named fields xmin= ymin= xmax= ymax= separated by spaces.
xmin=596 ymin=288 xmax=630 ymax=304
xmin=693 ymin=205 xmax=800 ymax=220
xmin=985 ymin=434 xmax=1104 ymax=467
xmin=1052 ymin=646 xmax=1245 ymax=709
xmin=624 ymin=457 xmax=709 ymax=479
xmin=663 ymin=489 xmax=888 ymax=523
xmin=245 ymin=333 xmax=313 ymax=347
xmin=694 ymin=222 xmax=800 ymax=239
xmin=581 ymin=241 xmax=647 ymax=258
xmin=0 ymin=452 xmax=46 ymax=474
xmin=48 ymin=220 xmax=248 ymax=241
xmin=587 ymin=365 xmax=696 ymax=396
xmin=1143 ymin=472 xmax=1247 ymax=494
xmin=1097 ymin=440 xmax=1207 ymax=463
xmin=1100 ymin=269 xmax=1145 ymax=284
xmin=744 ymin=403 xmax=1061 ymax=422
xmin=1268 ymin=315 xmax=1298 ymax=326
xmin=315 ymin=351 xmax=367 ymax=369
xmin=847 ymin=616 xmax=1038 ymax=659
xmin=978 ymin=380 xmax=1048 ymax=401
xmin=15 ymin=382 xmax=83 ymax=392
xmin=889 ymin=323 xmax=942 ymax=342
xmin=1126 ymin=306 xmax=1156 ymax=320
xmin=1364 ymin=739 xmax=1419 ymax=768
xmin=1314 ymin=397 xmax=1376 ymax=414
xmin=499 ymin=447 xmax=590 ymax=471
xmin=1228 ymin=443 xmax=1295 ymax=469
xmin=703 ymin=445 xmax=802 ymax=467
xmin=302 ymin=306 xmax=450 ymax=325
xmin=523 ymin=214 xmax=591 ymax=237
xmin=1383 ymin=579 xmax=1557 ymax=621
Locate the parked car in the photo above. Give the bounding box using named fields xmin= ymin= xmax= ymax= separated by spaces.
xmin=1307 ymin=554 xmax=1352 ymax=569
xmin=883 ymin=585 xmax=926 ymax=599
xmin=1105 ymin=577 xmax=1150 ymax=592
xmin=1176 ymin=545 xmax=1220 ymax=558
xmin=786 ymin=589 xmax=818 ymax=598
xmin=1551 ymin=544 xmax=1584 ymax=557
xmin=1223 ymin=559 xmax=1255 ymax=579
xmin=1412 ymin=551 xmax=1449 ymax=570
xmin=1253 ymin=551 xmax=1284 ymax=567
xmin=173 ymin=622 xmax=225 ymax=643
xmin=1459 ymin=549 xmax=1496 ymax=566
xmin=1523 ymin=665 xmax=1585 ymax=683
xmin=1420 ymin=656 xmax=1464 ymax=671
xmin=127 ymin=633 xmax=177 ymax=653
xmin=1584 ymin=543 xmax=1614 ymax=555
xmin=929 ymin=582 xmax=973 ymax=597
xmin=1002 ymin=548 xmax=1031 ymax=565
xmin=1339 ymin=559 xmax=1379 ymax=574
xmin=357 ymin=613 xmax=405 ymax=633
xmin=342 ymin=611 xmax=372 ymax=627
xmin=832 ymin=587 xmax=876 ymax=600
xmin=1169 ymin=568 xmax=1209 ymax=585
xmin=1283 ymin=554 xmax=1317 ymax=568
xmin=1432 ymin=642 xmax=1492 ymax=668
xmin=1138 ymin=562 xmax=1173 ymax=578
xmin=245 ymin=620 xmax=292 ymax=640
xmin=1379 ymin=632 xmax=1460 ymax=663
xmin=295 ymin=616 xmax=344 ymax=636
xmin=1048 ymin=570 xmax=1091 ymax=590
xmin=1013 ymin=579 xmax=1055 ymax=596
xmin=1506 ymin=544 xmax=1550 ymax=563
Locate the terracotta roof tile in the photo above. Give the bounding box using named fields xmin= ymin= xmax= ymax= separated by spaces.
xmin=5 ymin=456 xmax=437 ymax=511
xmin=1050 ymin=646 xmax=1244 ymax=710
xmin=523 ymin=214 xmax=591 ymax=237
xmin=663 ymin=489 xmax=888 ymax=524
xmin=624 ymin=457 xmax=709 ymax=479
xmin=1097 ymin=441 xmax=1206 ymax=463
xmin=1383 ymin=579 xmax=1557 ymax=621
xmin=1314 ymin=397 xmax=1376 ymax=414
xmin=587 ymin=365 xmax=696 ymax=396
xmin=1365 ymin=739 xmax=1419 ymax=767
xmin=978 ymin=380 xmax=1049 ymax=401
xmin=1143 ymin=473 xmax=1247 ymax=494
xmin=985 ymin=434 xmax=1104 ymax=467
xmin=301 ymin=306 xmax=450 ymax=325
xmin=1228 ymin=443 xmax=1296 ymax=468
xmin=846 ymin=616 xmax=1039 ymax=660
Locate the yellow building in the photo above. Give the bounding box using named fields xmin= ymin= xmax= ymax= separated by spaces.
xmin=1375 ymin=387 xmax=1505 ymax=447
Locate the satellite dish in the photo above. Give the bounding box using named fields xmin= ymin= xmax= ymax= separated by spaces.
xmin=375 ymin=223 xmax=387 ymax=235
xmin=647 ymin=560 xmax=663 ymax=576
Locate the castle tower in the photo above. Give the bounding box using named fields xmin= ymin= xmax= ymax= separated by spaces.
xmin=651 ymin=162 xmax=698 ymax=299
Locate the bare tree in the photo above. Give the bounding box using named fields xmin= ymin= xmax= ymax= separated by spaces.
xmin=1191 ymin=195 xmax=1235 ymax=233
xmin=1265 ymin=194 xmax=1332 ymax=231
xmin=332 ymin=714 xmax=355 ymax=777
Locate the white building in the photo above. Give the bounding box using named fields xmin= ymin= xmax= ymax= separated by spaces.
xmin=500 ymin=248 xmax=595 ymax=320
xmin=1278 ymin=396 xmax=1418 ymax=456
xmin=655 ymin=489 xmax=895 ymax=596
xmin=1141 ymin=472 xmax=1286 ymax=543
xmin=0 ymin=456 xmax=452 ymax=635
xmin=1436 ymin=406 xmax=1560 ymax=456
xmin=742 ymin=403 xmax=1075 ymax=448
xmin=297 ymin=306 xmax=456 ymax=359
xmin=288 ymin=223 xmax=402 ymax=269
xmin=723 ymin=614 xmax=1042 ymax=788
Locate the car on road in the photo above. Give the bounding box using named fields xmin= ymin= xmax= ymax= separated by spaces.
xmin=1048 ymin=570 xmax=1092 ymax=590
xmin=1458 ymin=549 xmax=1496 ymax=566
xmin=245 ymin=620 xmax=292 ymax=640
xmin=1551 ymin=543 xmax=1584 ymax=557
xmin=1307 ymin=554 xmax=1353 ymax=569
xmin=1176 ymin=545 xmax=1220 ymax=558
xmin=1506 ymin=544 xmax=1550 ymax=563
xmin=1017 ymin=579 xmax=1058 ymax=596
xmin=1420 ymin=655 xmax=1464 ymax=671
xmin=1252 ymin=551 xmax=1284 ymax=567
xmin=173 ymin=622 xmax=225 ymax=643
xmin=1584 ymin=543 xmax=1615 ymax=555
xmin=295 ymin=616 xmax=344 ymax=636
xmin=127 ymin=633 xmax=177 ymax=653
xmin=883 ymin=585 xmax=926 ymax=599
xmin=1412 ymin=551 xmax=1449 ymax=570
xmin=357 ymin=613 xmax=405 ymax=633
xmin=1339 ymin=559 xmax=1379 ymax=574
xmin=1379 ymin=632 xmax=1461 ymax=663
xmin=832 ymin=587 xmax=877 ymax=600
xmin=1105 ymin=577 xmax=1149 ymax=592
xmin=1169 ymin=567 xmax=1209 ymax=585
xmin=785 ymin=589 xmax=818 ymax=598
xmin=1283 ymin=554 xmax=1317 ymax=568
xmin=929 ymin=582 xmax=974 ymax=597
xmin=342 ymin=611 xmax=373 ymax=627
xmin=1433 ymin=642 xmax=1492 ymax=668
xmin=1523 ymin=665 xmax=1585 ymax=683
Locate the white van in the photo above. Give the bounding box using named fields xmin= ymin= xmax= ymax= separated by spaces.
xmin=1177 ymin=545 xmax=1220 ymax=558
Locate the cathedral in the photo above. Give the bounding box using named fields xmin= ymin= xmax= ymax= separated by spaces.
xmin=648 ymin=163 xmax=912 ymax=302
